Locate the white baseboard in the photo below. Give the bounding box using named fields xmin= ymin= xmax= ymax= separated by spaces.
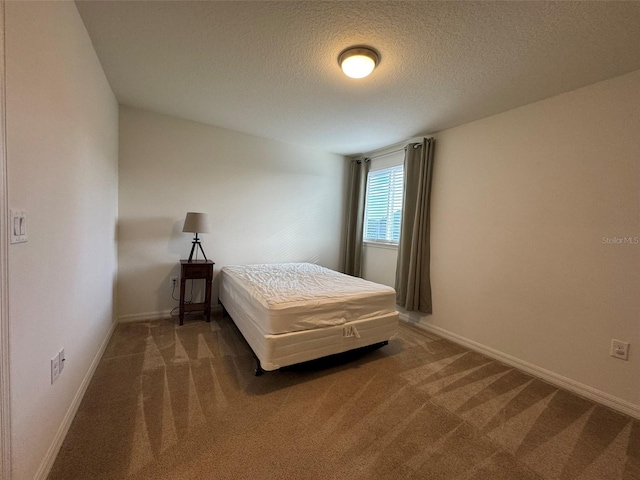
xmin=118 ymin=310 xmax=173 ymax=323
xmin=118 ymin=305 xmax=222 ymax=324
xmin=399 ymin=314 xmax=640 ymax=420
xmin=35 ymin=319 xmax=119 ymax=480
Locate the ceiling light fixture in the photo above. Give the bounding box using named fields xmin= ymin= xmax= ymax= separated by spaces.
xmin=338 ymin=46 xmax=379 ymax=79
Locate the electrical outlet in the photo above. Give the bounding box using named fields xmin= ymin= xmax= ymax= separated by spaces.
xmin=51 ymin=354 xmax=60 ymax=384
xmin=170 ymin=276 xmax=179 ymax=289
xmin=610 ymin=339 xmax=629 ymax=360
xmin=59 ymin=348 xmax=66 ymax=373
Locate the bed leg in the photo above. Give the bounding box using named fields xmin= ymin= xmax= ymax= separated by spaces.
xmin=252 ymin=352 xmax=264 ymax=376
xmin=254 ymin=360 xmax=264 ymax=376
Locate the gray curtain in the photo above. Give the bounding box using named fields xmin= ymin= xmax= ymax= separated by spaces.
xmin=343 ymin=158 xmax=370 ymax=277
xmin=395 ymin=138 xmax=435 ymax=313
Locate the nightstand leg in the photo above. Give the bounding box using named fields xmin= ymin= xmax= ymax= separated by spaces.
xmin=179 ymin=278 xmax=186 ymax=325
xmin=205 ymin=276 xmax=212 ymax=322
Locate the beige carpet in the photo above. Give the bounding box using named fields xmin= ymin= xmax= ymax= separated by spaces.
xmin=48 ymin=314 xmax=639 ymax=480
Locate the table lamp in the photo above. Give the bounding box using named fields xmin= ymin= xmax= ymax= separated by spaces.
xmin=182 ymin=212 xmax=211 ymax=262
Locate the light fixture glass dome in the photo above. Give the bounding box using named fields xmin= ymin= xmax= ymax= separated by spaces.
xmin=339 ymin=47 xmax=379 ymax=79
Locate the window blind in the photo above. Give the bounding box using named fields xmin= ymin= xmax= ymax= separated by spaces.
xmin=364 ymin=165 xmax=404 ymax=244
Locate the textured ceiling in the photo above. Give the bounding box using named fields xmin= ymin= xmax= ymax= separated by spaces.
xmin=76 ymin=1 xmax=640 ymax=156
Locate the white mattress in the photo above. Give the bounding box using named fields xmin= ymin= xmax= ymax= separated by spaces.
xmin=219 ymin=263 xmax=397 ymax=335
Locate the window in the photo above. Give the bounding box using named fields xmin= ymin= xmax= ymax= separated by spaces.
xmin=364 ymin=164 xmax=404 ymax=244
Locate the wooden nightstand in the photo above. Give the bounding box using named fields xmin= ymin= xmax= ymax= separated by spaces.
xmin=179 ymin=259 xmax=214 ymax=325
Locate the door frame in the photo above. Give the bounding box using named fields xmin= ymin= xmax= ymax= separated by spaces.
xmin=0 ymin=0 xmax=12 ymax=477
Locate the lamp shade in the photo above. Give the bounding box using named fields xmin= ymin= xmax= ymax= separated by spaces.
xmin=182 ymin=212 xmax=211 ymax=234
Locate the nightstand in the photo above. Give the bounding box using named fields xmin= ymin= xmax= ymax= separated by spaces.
xmin=179 ymin=259 xmax=214 ymax=325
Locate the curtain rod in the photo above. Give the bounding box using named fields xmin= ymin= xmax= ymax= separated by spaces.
xmin=366 ymin=147 xmax=405 ymax=161
xmin=366 ymin=141 xmax=423 ymax=161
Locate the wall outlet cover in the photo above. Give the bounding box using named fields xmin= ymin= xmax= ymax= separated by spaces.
xmin=59 ymin=348 xmax=65 ymax=373
xmin=51 ymin=354 xmax=60 ymax=384
xmin=10 ymin=209 xmax=28 ymax=244
xmin=610 ymin=339 xmax=629 ymax=360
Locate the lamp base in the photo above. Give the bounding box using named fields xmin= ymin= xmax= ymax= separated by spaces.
xmin=188 ymin=234 xmax=207 ymax=262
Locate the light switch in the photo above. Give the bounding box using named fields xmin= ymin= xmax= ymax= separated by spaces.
xmin=10 ymin=210 xmax=27 ymax=244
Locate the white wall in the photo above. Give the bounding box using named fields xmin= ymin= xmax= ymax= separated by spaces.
xmin=362 ymin=244 xmax=397 ymax=287
xmin=396 ymin=70 xmax=639 ymax=411
xmin=6 ymin=2 xmax=118 ymax=478
xmin=118 ymin=107 xmax=347 ymax=320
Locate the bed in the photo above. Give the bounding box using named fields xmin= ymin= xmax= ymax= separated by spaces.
xmin=218 ymin=263 xmax=399 ymax=375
